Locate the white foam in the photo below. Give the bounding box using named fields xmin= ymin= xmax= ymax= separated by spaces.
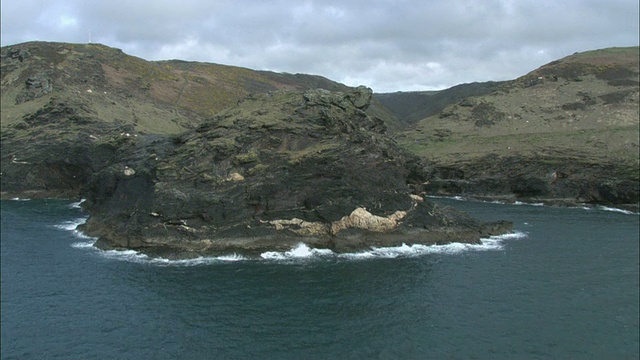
xmin=10 ymin=197 xmax=31 ymax=201
xmin=82 ymin=232 xmax=528 ymax=265
xmin=339 ymin=232 xmax=527 ymax=260
xmin=54 ymin=217 xmax=88 ymax=231
xmin=597 ymin=206 xmax=638 ymax=215
xmin=514 ymin=201 xmax=544 ymax=206
xmin=68 ymin=228 xmax=527 ymax=265
xmin=258 ymin=232 xmax=528 ymax=261
xmin=94 ymin=249 xmax=248 ymax=266
xmin=54 ymin=217 xmax=99 ymax=250
xmin=426 ymin=195 xmax=546 ymax=207
xmin=260 ymin=243 xmax=333 ymax=260
xmin=167 ymin=254 xmax=249 ymax=265
xmin=99 ymin=249 xmax=149 ymax=263
xmin=216 ymin=253 xmax=249 ymax=262
xmin=71 ymin=240 xmax=96 ymax=249
xmin=69 ymin=199 xmax=86 ymax=209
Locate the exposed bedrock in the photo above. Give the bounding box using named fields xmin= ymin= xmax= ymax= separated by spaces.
xmin=423 ymin=155 xmax=639 ymax=209
xmin=77 ymin=87 xmax=512 ymax=257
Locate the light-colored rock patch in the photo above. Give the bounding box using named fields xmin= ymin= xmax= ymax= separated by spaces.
xmin=264 ymin=207 xmax=407 ymax=236
xmin=331 ymin=207 xmax=407 ymax=234
xmin=226 ymin=172 xmax=245 ymax=182
xmin=263 ymin=218 xmax=329 ymax=236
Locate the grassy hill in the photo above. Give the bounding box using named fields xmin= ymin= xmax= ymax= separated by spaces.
xmin=373 ymin=81 xmax=504 ymax=127
xmin=1 ymin=42 xmax=637 ymax=206
xmin=395 ymin=47 xmax=639 ymax=205
xmin=397 ymin=47 xmax=638 ymax=163
xmin=0 ymin=41 xmax=358 ymax=136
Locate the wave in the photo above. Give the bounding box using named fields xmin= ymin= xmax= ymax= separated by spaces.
xmin=514 ymin=201 xmax=544 ymax=206
xmin=54 ymin=217 xmax=88 ymax=231
xmin=69 ymin=199 xmax=86 ymax=209
xmin=54 ymin=219 xmax=248 ymax=265
xmin=595 ymin=206 xmax=638 ymax=215
xmin=259 ymin=231 xmax=527 ymax=262
xmin=96 ymin=249 xmax=249 ymax=266
xmin=260 ymin=244 xmax=334 ymax=260
xmin=64 ymin=231 xmax=527 ymax=266
xmin=54 ymin=217 xmax=98 ymax=250
xmin=56 ymin=205 xmax=528 ymax=265
xmin=70 ymin=240 xmax=96 ymax=249
xmin=10 ymin=197 xmax=31 ymax=201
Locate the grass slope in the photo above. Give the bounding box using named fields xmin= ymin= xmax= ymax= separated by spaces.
xmin=1 ymin=41 xmax=372 ymax=137
xmin=396 ymin=47 xmax=639 ymax=177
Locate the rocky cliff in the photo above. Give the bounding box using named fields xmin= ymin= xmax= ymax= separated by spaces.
xmin=0 ymin=41 xmax=391 ymax=198
xmin=78 ymin=86 xmax=510 ymax=257
xmin=4 ymin=41 xmax=634 ymax=256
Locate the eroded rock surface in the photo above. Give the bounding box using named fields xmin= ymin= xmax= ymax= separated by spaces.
xmin=78 ymin=87 xmax=511 ymax=257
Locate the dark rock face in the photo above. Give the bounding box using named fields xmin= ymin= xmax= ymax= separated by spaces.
xmin=75 ymin=87 xmax=511 ymax=257
xmin=16 ymin=73 xmax=53 ymax=104
xmin=423 ymin=155 xmax=640 ymax=208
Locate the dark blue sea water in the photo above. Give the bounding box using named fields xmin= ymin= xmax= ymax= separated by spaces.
xmin=1 ymin=198 xmax=638 ymax=359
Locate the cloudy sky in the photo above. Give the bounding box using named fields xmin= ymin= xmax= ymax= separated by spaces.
xmin=1 ymin=0 xmax=638 ymax=92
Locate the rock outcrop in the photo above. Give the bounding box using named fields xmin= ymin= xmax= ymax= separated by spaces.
xmin=77 ymin=87 xmax=511 ymax=257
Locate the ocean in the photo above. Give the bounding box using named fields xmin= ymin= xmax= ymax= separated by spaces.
xmin=1 ymin=197 xmax=638 ymax=359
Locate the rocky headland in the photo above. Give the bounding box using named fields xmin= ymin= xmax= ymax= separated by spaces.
xmin=77 ymin=86 xmax=510 ymax=257
xmin=2 ymin=41 xmax=637 ymax=256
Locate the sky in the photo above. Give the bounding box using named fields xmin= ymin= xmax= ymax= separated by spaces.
xmin=1 ymin=0 xmax=638 ymax=93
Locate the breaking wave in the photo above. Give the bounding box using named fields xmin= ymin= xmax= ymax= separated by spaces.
xmin=97 ymin=250 xmax=249 ymax=266
xmin=56 ymin=219 xmax=249 ymax=266
xmin=55 ymin=206 xmax=527 ymax=266
xmin=595 ymin=206 xmax=638 ymax=215
xmin=339 ymin=233 xmax=526 ymax=260
xmin=69 ymin=199 xmax=86 ymax=209
xmin=62 ymin=231 xmax=526 ymax=266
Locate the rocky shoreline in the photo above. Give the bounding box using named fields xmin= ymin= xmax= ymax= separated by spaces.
xmin=0 ymin=87 xmax=514 ymax=258
xmin=3 ymin=85 xmax=637 ymax=257
xmin=2 ymin=42 xmax=637 ymax=258
xmin=73 ymin=87 xmax=513 ymax=257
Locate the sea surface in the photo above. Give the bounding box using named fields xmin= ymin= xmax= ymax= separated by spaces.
xmin=1 ymin=197 xmax=638 ymax=359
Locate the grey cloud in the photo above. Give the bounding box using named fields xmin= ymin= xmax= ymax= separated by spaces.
xmin=1 ymin=0 xmax=638 ymax=92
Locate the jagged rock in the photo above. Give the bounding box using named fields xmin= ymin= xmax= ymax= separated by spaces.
xmin=76 ymin=87 xmax=511 ymax=257
xmin=7 ymin=48 xmax=31 ymax=62
xmin=16 ymin=73 xmax=53 ymax=103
